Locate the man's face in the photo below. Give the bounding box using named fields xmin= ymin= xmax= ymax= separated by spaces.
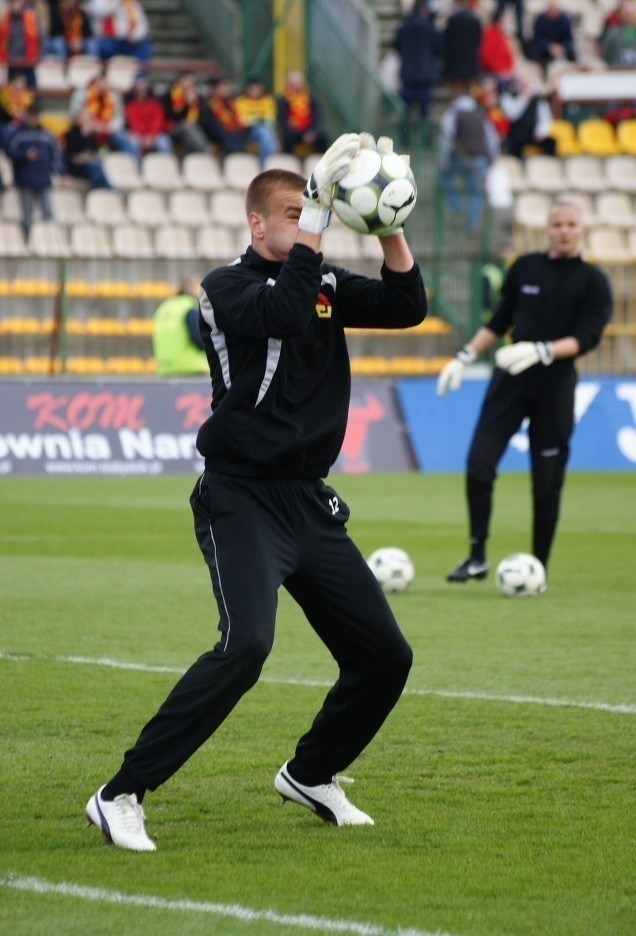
xmin=547 ymin=204 xmax=584 ymax=258
xmin=251 ymin=186 xmax=303 ymax=262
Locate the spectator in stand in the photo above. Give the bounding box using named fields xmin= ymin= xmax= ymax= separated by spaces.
xmin=162 ymin=71 xmax=211 ymax=156
xmin=443 ymin=0 xmax=483 ymax=85
xmin=479 ymin=11 xmax=517 ymax=86
xmin=124 ymin=71 xmax=172 ymax=164
xmin=69 ymin=68 xmax=138 ymax=158
xmin=6 ymin=101 xmax=60 ymax=240
xmin=45 ymin=0 xmax=99 ymax=60
xmin=493 ymin=0 xmax=525 ymax=41
xmin=478 ymin=74 xmax=510 ymax=144
xmin=500 ymin=72 xmax=556 ymax=158
xmin=234 ymin=75 xmax=279 ymax=166
xmin=393 ymin=1 xmax=442 ymax=127
xmin=0 ymin=0 xmax=42 ymax=87
xmin=601 ymin=0 xmax=636 ymax=67
xmin=439 ymin=81 xmax=500 ymax=234
xmin=277 ymin=69 xmax=329 ymax=155
xmin=62 ymin=105 xmax=112 ymax=188
xmin=529 ymin=1 xmax=577 ymax=66
xmin=0 ymin=72 xmax=35 ymax=146
xmin=85 ymin=0 xmax=152 ymax=63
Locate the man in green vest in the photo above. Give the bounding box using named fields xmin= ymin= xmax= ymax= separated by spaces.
xmin=152 ymin=276 xmax=209 ymax=376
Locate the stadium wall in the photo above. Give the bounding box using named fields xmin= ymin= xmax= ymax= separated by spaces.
xmin=1 ymin=376 xmax=634 ymax=476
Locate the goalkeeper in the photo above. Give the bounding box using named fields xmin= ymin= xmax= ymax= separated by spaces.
xmin=86 ymin=132 xmax=426 ymax=850
xmin=437 ymin=199 xmax=611 ymax=583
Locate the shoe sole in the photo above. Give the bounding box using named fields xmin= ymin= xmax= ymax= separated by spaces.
xmin=447 ymin=572 xmax=488 ymax=583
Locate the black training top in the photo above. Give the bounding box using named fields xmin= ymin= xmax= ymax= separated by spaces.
xmin=196 ymin=243 xmax=426 ymax=479
xmin=486 ymin=253 xmax=612 ymax=353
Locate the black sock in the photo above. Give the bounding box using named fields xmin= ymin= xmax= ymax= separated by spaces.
xmin=470 ymin=538 xmax=486 ymax=563
xmin=102 ymin=769 xmax=146 ymax=804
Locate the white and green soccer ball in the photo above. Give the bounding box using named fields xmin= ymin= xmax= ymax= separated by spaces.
xmin=332 ymin=146 xmax=417 ymax=235
xmin=367 ymin=547 xmax=415 ymax=593
xmin=495 ymin=553 xmax=547 ymax=597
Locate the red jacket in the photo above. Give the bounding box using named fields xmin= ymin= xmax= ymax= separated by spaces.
xmin=479 ymin=24 xmax=515 ymax=76
xmin=125 ymin=96 xmax=167 ymax=137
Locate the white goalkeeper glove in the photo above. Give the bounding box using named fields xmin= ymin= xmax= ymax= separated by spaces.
xmin=495 ymin=341 xmax=555 ymax=376
xmin=437 ymin=344 xmax=477 ymax=396
xmin=299 ymin=132 xmax=361 ymax=234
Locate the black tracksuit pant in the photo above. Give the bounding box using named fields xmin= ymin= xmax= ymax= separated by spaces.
xmin=121 ymin=472 xmax=412 ymax=791
xmin=466 ymin=364 xmax=577 ymax=569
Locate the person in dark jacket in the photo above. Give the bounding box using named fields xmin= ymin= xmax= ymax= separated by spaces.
xmin=443 ymin=0 xmax=483 ymax=84
xmin=437 ymin=199 xmax=611 ymax=582
xmin=394 ymin=0 xmax=442 ymax=123
xmin=6 ymin=102 xmax=61 ymax=240
xmin=62 ymin=106 xmax=112 ymax=189
xmin=529 ymin=1 xmax=577 ymax=65
xmin=85 ymin=133 xmax=427 ymax=851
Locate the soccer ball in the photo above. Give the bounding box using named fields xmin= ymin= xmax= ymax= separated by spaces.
xmin=332 ymin=145 xmax=417 ymax=235
xmin=495 ymin=553 xmax=547 ymax=598
xmin=367 ymin=547 xmax=415 ymax=593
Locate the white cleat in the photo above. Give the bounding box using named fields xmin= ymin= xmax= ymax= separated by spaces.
xmin=274 ymin=762 xmax=374 ymax=826
xmin=86 ymin=785 xmax=157 ymax=851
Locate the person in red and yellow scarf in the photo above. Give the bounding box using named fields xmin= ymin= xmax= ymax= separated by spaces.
xmin=200 ymin=75 xmax=279 ymax=166
xmin=0 ymin=0 xmax=42 ymax=87
xmin=277 ymin=69 xmax=328 ymax=155
xmin=162 ymin=71 xmax=211 ymax=156
xmin=69 ymin=70 xmax=139 ymax=159
xmin=0 ymin=72 xmax=35 ymax=144
xmin=46 ymin=0 xmax=100 ymax=60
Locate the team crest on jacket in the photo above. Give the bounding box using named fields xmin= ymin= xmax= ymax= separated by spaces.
xmin=316 ymin=292 xmax=332 ymax=318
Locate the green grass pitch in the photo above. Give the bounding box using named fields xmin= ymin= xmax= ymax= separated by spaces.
xmin=1 ymin=472 xmax=634 ymax=936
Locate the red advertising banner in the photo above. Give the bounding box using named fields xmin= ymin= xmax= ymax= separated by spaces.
xmin=0 ymin=379 xmax=414 ymax=476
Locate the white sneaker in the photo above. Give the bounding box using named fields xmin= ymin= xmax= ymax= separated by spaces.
xmin=86 ymin=785 xmax=157 ymax=851
xmin=274 ymin=762 xmax=374 ymax=826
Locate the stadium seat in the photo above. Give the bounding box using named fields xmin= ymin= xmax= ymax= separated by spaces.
xmin=525 ymin=156 xmax=566 ymax=193
xmin=263 ymin=153 xmax=303 ymax=173
xmin=0 ymin=221 xmax=29 ymax=256
xmin=1 ymin=187 xmax=23 ymax=222
xmin=105 ymin=55 xmax=138 ymax=93
xmin=361 ymin=235 xmax=385 ymax=260
xmin=222 ymin=152 xmax=260 ymax=191
xmin=563 ymin=156 xmax=606 ymax=192
xmin=181 ymin=152 xmax=223 ymax=191
xmin=154 ymin=225 xmax=195 ymax=258
xmin=141 ymin=152 xmax=183 ymax=190
xmin=50 ymin=188 xmax=85 ymax=225
xmin=577 ymin=119 xmax=620 ymax=156
xmin=513 ymin=191 xmax=551 ymax=229
xmin=595 ymin=192 xmax=634 ymax=229
xmin=209 ymin=190 xmax=248 ymax=229
xmin=40 ymin=111 xmax=71 ymax=137
xmin=628 ymin=228 xmax=636 ymax=258
xmin=617 ymin=120 xmax=636 ymax=155
xmin=168 ymin=189 xmax=210 ymax=227
xmin=303 ymin=153 xmax=322 ymax=176
xmin=605 ymin=155 xmax=636 ymax=193
xmin=112 ymin=225 xmax=155 ymax=258
xmin=586 ymin=227 xmax=630 ymax=262
xmin=29 ymin=221 xmax=71 ymax=258
xmin=85 ymin=189 xmax=127 ymax=226
xmin=494 ymin=155 xmax=527 ymax=193
xmin=127 ymin=189 xmax=169 ymax=226
xmin=0 ymin=151 xmax=13 ymax=187
xmin=550 ymin=119 xmax=581 ymax=157
xmin=102 ymin=152 xmax=142 ymax=191
xmin=70 ymin=223 xmax=113 ymax=258
xmin=35 ymin=56 xmax=69 ymax=92
xmin=66 ymin=55 xmax=101 ymax=89
xmin=197 ymin=226 xmax=239 ymax=261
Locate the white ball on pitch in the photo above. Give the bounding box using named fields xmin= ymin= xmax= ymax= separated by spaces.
xmin=367 ymin=547 xmax=415 ymax=593
xmin=332 ymin=146 xmax=417 ymax=235
xmin=495 ymin=553 xmax=547 ymax=598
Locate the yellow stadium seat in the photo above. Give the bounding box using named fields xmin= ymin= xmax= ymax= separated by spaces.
xmin=550 ymin=119 xmax=581 ymax=157
xmin=617 ymin=120 xmax=636 ymax=155
xmin=577 ymin=120 xmax=620 ymax=157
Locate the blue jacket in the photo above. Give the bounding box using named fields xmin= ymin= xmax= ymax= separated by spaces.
xmin=394 ymin=14 xmax=442 ymax=86
xmin=7 ymin=123 xmax=61 ymax=190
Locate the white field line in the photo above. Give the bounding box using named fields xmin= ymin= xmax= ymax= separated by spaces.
xmin=0 ymin=873 xmax=451 ymax=936
xmin=1 ymin=650 xmax=635 ymax=715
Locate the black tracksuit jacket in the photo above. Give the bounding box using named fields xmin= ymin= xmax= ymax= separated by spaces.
xmin=196 ymin=242 xmax=427 ymax=479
